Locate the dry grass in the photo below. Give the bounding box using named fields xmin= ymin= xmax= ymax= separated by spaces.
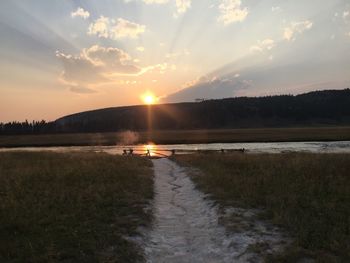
xmin=175 ymin=153 xmax=350 ymax=262
xmin=0 ymin=152 xmax=153 ymax=263
xmin=1 ymin=127 xmax=350 ymax=147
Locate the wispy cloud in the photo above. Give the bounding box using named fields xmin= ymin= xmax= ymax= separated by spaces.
xmin=71 ymin=7 xmax=90 ymax=19
xmin=283 ymin=20 xmax=313 ymax=41
xmin=250 ymin=39 xmax=275 ymax=53
xmin=136 ymin=46 xmax=145 ymax=52
xmin=143 ymin=0 xmax=169 ymax=3
xmin=164 ymin=75 xmax=252 ymax=102
xmin=218 ymin=0 xmax=248 ymax=25
xmin=88 ymin=17 xmax=145 ymax=39
xmin=271 ymin=6 xmax=281 ymax=12
xmin=126 ymin=0 xmax=191 ymax=16
xmin=174 ymin=0 xmax=191 ymax=16
xmin=165 ymin=49 xmax=190 ymax=59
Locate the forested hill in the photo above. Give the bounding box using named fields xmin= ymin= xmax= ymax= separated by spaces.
xmin=1 ymin=89 xmax=350 ymax=135
xmin=54 ymin=89 xmax=350 ymax=133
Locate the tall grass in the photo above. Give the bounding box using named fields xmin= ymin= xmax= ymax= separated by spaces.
xmin=0 ymin=152 xmax=153 ymax=263
xmin=175 ymin=153 xmax=350 ymax=262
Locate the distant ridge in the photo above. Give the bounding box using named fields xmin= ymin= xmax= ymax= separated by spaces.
xmin=54 ymin=89 xmax=350 ymax=133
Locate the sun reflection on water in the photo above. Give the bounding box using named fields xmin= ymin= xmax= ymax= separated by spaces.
xmin=144 ymin=143 xmax=156 ymax=156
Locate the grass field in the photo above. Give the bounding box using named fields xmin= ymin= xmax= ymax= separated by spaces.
xmin=1 ymin=126 xmax=350 ymax=147
xmin=174 ymin=153 xmax=350 ymax=262
xmin=0 ymin=152 xmax=153 ymax=263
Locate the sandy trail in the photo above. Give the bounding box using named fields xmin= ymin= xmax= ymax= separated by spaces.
xmin=144 ymin=158 xmax=287 ymax=263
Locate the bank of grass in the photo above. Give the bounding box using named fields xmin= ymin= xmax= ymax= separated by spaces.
xmin=1 ymin=127 xmax=350 ymax=147
xmin=0 ymin=152 xmax=153 ymax=263
xmin=175 ymin=153 xmax=350 ymax=262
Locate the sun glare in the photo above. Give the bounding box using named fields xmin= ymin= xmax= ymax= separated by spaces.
xmin=142 ymin=93 xmax=157 ymax=105
xmin=144 ymin=143 xmax=156 ymax=156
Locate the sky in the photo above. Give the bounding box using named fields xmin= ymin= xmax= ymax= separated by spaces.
xmin=0 ymin=0 xmax=350 ymax=122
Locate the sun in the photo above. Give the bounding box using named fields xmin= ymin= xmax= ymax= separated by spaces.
xmin=144 ymin=95 xmax=155 ymax=105
xmin=142 ymin=92 xmax=157 ymax=105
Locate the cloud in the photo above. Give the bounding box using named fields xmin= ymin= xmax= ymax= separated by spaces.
xmin=56 ymin=45 xmax=177 ymax=92
xmin=138 ymin=63 xmax=177 ymax=75
xmin=56 ymin=51 xmax=107 ymax=85
xmin=165 ymin=49 xmax=190 ymax=59
xmin=112 ymin=18 xmax=146 ymax=38
xmin=71 ymin=7 xmax=90 ymax=19
xmin=82 ymin=45 xmax=140 ymax=73
xmin=250 ymin=39 xmax=275 ymax=53
xmin=283 ymin=20 xmax=313 ymax=41
xmin=125 ymin=0 xmax=191 ymax=16
xmin=143 ymin=0 xmax=169 ymax=3
xmin=56 ymin=45 xmax=142 ymax=91
xmin=218 ymin=0 xmax=248 ymax=25
xmin=164 ymin=75 xmax=252 ymax=102
xmin=136 ymin=46 xmax=145 ymax=52
xmin=271 ymin=6 xmax=281 ymax=12
xmin=88 ymin=16 xmax=109 ymax=38
xmin=88 ymin=17 xmax=145 ymax=39
xmin=175 ymin=0 xmax=191 ymax=15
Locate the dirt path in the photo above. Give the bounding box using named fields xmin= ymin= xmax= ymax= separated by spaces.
xmin=144 ymin=158 xmax=287 ymax=263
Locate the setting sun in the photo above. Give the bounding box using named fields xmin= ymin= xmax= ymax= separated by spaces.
xmin=142 ymin=93 xmax=157 ymax=105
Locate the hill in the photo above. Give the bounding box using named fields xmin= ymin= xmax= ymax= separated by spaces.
xmin=1 ymin=89 xmax=350 ymax=135
xmin=54 ymin=89 xmax=350 ymax=133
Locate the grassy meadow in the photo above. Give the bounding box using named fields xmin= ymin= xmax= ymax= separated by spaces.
xmin=1 ymin=126 xmax=350 ymax=147
xmin=175 ymin=153 xmax=350 ymax=262
xmin=0 ymin=152 xmax=153 ymax=263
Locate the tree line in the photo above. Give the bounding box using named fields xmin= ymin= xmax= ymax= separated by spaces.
xmin=1 ymin=89 xmax=350 ymax=135
xmin=0 ymin=120 xmax=56 ymax=135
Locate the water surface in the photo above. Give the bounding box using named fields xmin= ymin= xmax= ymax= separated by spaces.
xmin=1 ymin=141 xmax=350 ymax=157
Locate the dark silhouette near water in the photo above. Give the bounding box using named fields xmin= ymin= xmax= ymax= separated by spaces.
xmin=1 ymin=89 xmax=350 ymax=135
